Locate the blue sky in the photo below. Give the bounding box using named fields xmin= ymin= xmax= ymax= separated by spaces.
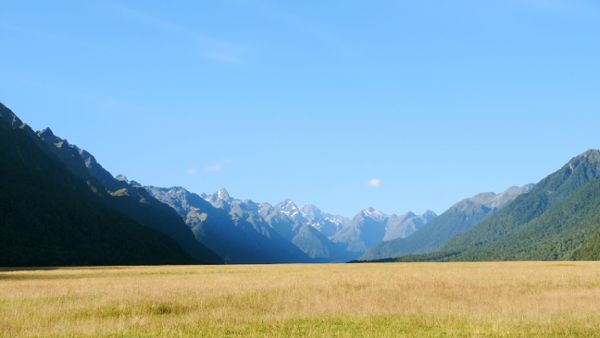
xmin=2 ymin=0 xmax=600 ymax=216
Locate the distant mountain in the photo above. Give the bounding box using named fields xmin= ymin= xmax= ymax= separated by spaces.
xmin=203 ymin=190 xmax=359 ymax=262
xmin=36 ymin=128 xmax=221 ymax=264
xmin=390 ymin=150 xmax=600 ymax=262
xmin=298 ymin=204 xmax=348 ymax=238
xmin=147 ymin=187 xmax=312 ymax=264
xmin=362 ymin=185 xmax=533 ymax=261
xmin=287 ymin=225 xmax=346 ymax=261
xmin=333 ymin=208 xmax=437 ymax=254
xmin=0 ymin=102 xmax=199 ymax=266
xmin=332 ymin=208 xmax=388 ymax=253
xmin=255 ymin=199 xmax=357 ymax=262
xmin=384 ymin=211 xmax=438 ymax=241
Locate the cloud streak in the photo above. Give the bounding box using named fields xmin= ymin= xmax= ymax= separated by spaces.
xmin=107 ymin=4 xmax=247 ymax=64
xmin=186 ymin=160 xmax=233 ymax=176
xmin=241 ymin=1 xmax=345 ymax=51
xmin=205 ymin=164 xmax=222 ymax=173
xmin=207 ymin=51 xmax=242 ymax=64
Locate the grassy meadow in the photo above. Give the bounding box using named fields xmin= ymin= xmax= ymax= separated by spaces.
xmin=2 ymin=262 xmax=600 ymax=337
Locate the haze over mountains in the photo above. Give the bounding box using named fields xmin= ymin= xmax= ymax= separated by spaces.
xmin=397 ymin=150 xmax=600 ymax=262
xmin=145 ymin=186 xmax=312 ymax=264
xmin=3 ymin=101 xmax=600 ymax=266
xmin=362 ymin=185 xmax=533 ymax=261
xmin=146 ymin=186 xmax=436 ymax=263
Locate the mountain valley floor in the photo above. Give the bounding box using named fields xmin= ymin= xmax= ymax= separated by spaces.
xmin=1 ymin=262 xmax=600 ymax=337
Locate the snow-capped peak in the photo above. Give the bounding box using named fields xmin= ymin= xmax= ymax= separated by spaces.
xmin=216 ymin=188 xmax=231 ymax=201
xmin=361 ymin=207 xmax=386 ymax=219
xmin=278 ymin=199 xmax=297 ymax=209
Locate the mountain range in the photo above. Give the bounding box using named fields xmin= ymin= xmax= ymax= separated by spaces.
xmin=0 ymin=103 xmax=219 ymax=266
xmin=146 ymin=186 xmax=436 ymax=263
xmin=3 ymin=100 xmax=600 ymax=266
xmin=145 ymin=186 xmax=311 ymax=264
xmin=0 ymin=100 xmax=441 ymax=266
xmin=333 ymin=208 xmax=437 ymax=254
xmin=361 ymin=185 xmax=533 ymax=261
xmin=375 ymin=150 xmax=600 ymax=262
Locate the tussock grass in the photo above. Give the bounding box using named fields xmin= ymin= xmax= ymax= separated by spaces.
xmin=1 ymin=262 xmax=600 ymax=337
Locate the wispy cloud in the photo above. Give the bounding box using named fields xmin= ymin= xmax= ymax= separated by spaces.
xmin=225 ymin=1 xmax=347 ymax=54
xmin=187 ymin=160 xmax=232 ymax=176
xmin=204 ymin=159 xmax=234 ymax=174
xmin=111 ymin=5 xmax=184 ymax=33
xmin=208 ymin=52 xmax=242 ymax=64
xmin=205 ymin=164 xmax=222 ymax=173
xmin=368 ymin=178 xmax=382 ymax=188
xmin=107 ymin=4 xmax=247 ymax=64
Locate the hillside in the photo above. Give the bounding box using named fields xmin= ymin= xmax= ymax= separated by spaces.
xmin=362 ymin=185 xmax=532 ymax=261
xmin=37 ymin=128 xmax=221 ymax=264
xmin=0 ymin=103 xmax=196 ymax=266
xmin=398 ymin=150 xmax=600 ymax=262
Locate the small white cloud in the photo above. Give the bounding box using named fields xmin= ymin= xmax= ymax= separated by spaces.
xmin=205 ymin=164 xmax=222 ymax=173
xmin=368 ymin=178 xmax=382 ymax=188
xmin=186 ymin=169 xmax=198 ymax=176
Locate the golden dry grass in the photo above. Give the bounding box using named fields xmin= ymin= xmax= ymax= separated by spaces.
xmin=2 ymin=262 xmax=600 ymax=337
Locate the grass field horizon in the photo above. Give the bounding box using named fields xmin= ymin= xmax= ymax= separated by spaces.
xmin=2 ymin=262 xmax=600 ymax=337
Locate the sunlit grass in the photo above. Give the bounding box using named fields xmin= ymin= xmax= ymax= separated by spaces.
xmin=2 ymin=262 xmax=600 ymax=337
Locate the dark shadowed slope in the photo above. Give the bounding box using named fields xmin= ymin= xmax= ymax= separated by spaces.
xmin=0 ymin=103 xmax=196 ymax=266
xmin=36 ymin=128 xmax=221 ymax=264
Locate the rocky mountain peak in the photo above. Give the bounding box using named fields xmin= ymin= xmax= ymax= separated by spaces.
xmin=38 ymin=127 xmax=57 ymax=139
xmin=404 ymin=211 xmax=416 ymax=218
xmin=579 ymin=149 xmax=600 ymax=158
xmin=116 ymin=175 xmax=129 ymax=183
xmin=0 ymin=102 xmax=25 ymax=129
xmin=451 ymin=184 xmax=533 ymax=213
xmin=568 ymin=149 xmax=600 ymax=172
xmin=361 ymin=207 xmax=386 ymax=219
xmin=216 ymin=188 xmax=231 ymax=201
xmin=299 ymin=204 xmax=322 ymax=221
xmin=423 ymin=210 xmax=438 ymax=220
xmin=278 ymin=199 xmax=298 ymax=210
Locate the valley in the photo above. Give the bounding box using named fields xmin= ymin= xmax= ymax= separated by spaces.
xmin=2 ymin=2 xmax=599 ymax=337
